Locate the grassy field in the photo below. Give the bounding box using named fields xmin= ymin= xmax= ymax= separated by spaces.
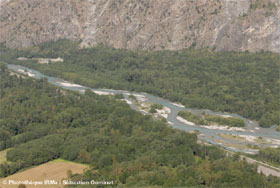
xmin=218 ymin=133 xmax=247 ymax=142
xmin=0 ymin=159 xmax=88 ymax=188
xmin=0 ymin=149 xmax=11 ymax=164
xmin=213 ymin=138 xmax=254 ymax=150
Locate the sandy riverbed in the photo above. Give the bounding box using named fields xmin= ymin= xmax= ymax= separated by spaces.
xmin=122 ymin=99 xmax=132 ymax=104
xmin=168 ymin=121 xmax=174 ymax=125
xmin=133 ymin=94 xmax=146 ymax=98
xmin=235 ymin=135 xmax=280 ymax=146
xmin=18 ymin=69 xmax=35 ymax=77
xmin=176 ymin=116 xmax=195 ymax=126
xmin=92 ymin=90 xmax=112 ymax=95
xmin=134 ymin=94 xmax=147 ymax=102
xmin=219 ymin=114 xmax=233 ymax=118
xmin=171 ymin=102 xmax=185 ymax=108
xmin=202 ymin=125 xmax=246 ymax=132
xmin=156 ymin=107 xmax=171 ymax=119
xmin=56 ymin=81 xmax=83 ymax=88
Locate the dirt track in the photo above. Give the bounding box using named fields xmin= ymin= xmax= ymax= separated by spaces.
xmin=243 ymin=156 xmax=280 ymax=177
xmin=223 ymin=147 xmax=280 ymax=177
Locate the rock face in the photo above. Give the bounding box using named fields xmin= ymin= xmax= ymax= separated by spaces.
xmin=0 ymin=0 xmax=279 ymax=52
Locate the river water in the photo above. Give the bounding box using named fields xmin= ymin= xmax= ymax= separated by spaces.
xmin=8 ymin=64 xmax=280 ymax=154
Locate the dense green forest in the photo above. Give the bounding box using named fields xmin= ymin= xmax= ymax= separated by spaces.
xmin=0 ymin=40 xmax=279 ymax=128
xmin=1 ymin=63 xmax=280 ymax=187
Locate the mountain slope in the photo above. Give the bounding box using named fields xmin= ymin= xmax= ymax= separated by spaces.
xmin=0 ymin=0 xmax=279 ymax=52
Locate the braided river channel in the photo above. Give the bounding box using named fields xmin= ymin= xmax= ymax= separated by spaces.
xmin=8 ymin=64 xmax=280 ymax=154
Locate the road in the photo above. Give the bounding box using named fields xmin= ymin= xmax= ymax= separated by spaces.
xmin=222 ymin=147 xmax=280 ymax=177
xmin=243 ymin=156 xmax=280 ymax=177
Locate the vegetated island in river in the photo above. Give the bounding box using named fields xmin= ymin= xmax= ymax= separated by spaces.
xmin=178 ymin=111 xmax=245 ymax=127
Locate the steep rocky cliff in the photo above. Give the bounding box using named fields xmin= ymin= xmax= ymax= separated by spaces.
xmin=0 ymin=0 xmax=279 ymax=52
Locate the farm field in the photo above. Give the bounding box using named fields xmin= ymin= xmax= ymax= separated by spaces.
xmin=0 ymin=159 xmax=88 ymax=188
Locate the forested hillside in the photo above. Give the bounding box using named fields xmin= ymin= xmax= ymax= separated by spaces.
xmin=1 ymin=40 xmax=279 ymax=128
xmin=1 ymin=63 xmax=280 ymax=187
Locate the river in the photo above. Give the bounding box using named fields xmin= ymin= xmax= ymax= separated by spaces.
xmin=7 ymin=64 xmax=280 ymax=154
